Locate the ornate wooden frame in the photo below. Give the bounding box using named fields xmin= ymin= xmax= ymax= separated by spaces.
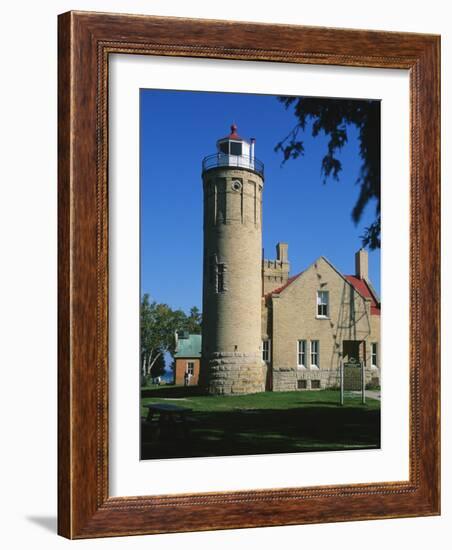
xmin=58 ymin=11 xmax=440 ymax=539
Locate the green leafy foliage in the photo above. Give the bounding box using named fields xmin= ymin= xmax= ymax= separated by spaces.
xmin=275 ymin=97 xmax=381 ymax=249
xmin=140 ymin=294 xmax=202 ymax=376
xmin=185 ymin=306 xmax=202 ymax=335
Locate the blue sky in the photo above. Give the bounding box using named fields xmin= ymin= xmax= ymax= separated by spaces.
xmin=140 ymin=89 xmax=380 ymax=313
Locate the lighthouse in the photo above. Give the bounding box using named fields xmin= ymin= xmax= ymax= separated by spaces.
xmin=200 ymin=124 xmax=266 ymax=394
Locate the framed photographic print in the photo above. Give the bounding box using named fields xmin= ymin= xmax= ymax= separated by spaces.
xmin=58 ymin=11 xmax=440 ymax=538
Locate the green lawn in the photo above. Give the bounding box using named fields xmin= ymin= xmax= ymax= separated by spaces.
xmin=140 ymin=386 xmax=380 ymax=460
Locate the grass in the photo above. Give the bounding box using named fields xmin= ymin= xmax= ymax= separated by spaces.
xmin=140 ymin=386 xmax=380 ymax=460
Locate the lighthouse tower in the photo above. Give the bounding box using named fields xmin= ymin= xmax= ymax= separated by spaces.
xmin=200 ymin=124 xmax=265 ymax=394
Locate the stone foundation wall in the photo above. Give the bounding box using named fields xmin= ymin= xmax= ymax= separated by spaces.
xmin=204 ymin=352 xmax=265 ymax=395
xmin=273 ymin=367 xmax=378 ymax=391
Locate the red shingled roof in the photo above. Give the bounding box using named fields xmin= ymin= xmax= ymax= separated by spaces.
xmin=345 ymin=275 xmax=381 ymax=316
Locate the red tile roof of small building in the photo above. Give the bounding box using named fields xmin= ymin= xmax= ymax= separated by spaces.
xmin=345 ymin=275 xmax=381 ymax=316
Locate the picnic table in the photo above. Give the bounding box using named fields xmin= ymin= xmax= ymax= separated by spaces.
xmin=143 ymin=403 xmax=192 ymax=440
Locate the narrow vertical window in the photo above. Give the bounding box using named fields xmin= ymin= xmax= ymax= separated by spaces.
xmin=217 ymin=263 xmax=225 ymax=292
xmin=217 ymin=180 xmax=227 ymax=222
xmin=297 ymin=340 xmax=306 ymax=368
xmin=262 ymin=340 xmax=271 ymax=362
xmin=371 ymin=342 xmax=378 ymax=368
xmin=310 ymin=340 xmax=319 ymax=368
xmin=317 ymin=291 xmax=329 ymax=317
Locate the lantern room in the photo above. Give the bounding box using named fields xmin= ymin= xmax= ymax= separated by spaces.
xmin=202 ymin=123 xmax=264 ymax=177
xmin=217 ymin=123 xmax=251 ymax=155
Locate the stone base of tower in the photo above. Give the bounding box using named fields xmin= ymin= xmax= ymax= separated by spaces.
xmin=201 ymin=352 xmax=265 ymax=395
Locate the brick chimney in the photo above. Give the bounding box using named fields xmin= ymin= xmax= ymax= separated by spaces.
xmin=276 ymin=242 xmax=288 ymax=263
xmin=355 ymin=248 xmax=368 ymax=281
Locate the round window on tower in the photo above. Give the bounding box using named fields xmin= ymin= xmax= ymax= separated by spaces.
xmin=231 ymin=180 xmax=242 ymax=192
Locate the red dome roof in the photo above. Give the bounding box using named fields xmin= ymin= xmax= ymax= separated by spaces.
xmin=219 ymin=123 xmax=244 ymax=142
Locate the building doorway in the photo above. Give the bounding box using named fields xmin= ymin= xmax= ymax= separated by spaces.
xmin=342 ymin=340 xmax=364 ymax=364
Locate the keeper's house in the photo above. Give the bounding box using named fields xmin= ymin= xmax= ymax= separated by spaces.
xmin=262 ymin=246 xmax=380 ymax=392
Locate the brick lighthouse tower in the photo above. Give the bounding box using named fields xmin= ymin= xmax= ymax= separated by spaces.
xmin=200 ymin=124 xmax=265 ymax=394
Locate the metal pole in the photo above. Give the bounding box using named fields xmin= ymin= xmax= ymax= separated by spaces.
xmin=361 ymin=362 xmax=366 ymax=405
xmin=340 ymin=359 xmax=344 ymax=406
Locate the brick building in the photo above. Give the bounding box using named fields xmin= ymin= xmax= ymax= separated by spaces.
xmin=262 ymin=246 xmax=380 ymax=391
xmin=173 ymin=331 xmax=201 ymax=386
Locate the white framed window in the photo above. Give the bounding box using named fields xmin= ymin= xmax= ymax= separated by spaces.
xmin=297 ymin=340 xmax=307 ymax=368
xmin=186 ymin=362 xmax=195 ymax=375
xmin=317 ymin=290 xmax=329 ymax=317
xmin=310 ymin=340 xmax=320 ymax=368
xmin=371 ymin=342 xmax=378 ymax=368
xmin=262 ymin=339 xmax=271 ymax=362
